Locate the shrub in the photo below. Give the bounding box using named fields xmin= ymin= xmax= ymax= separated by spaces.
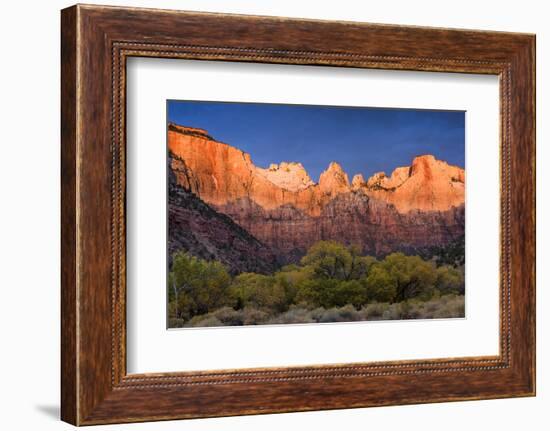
xmin=210 ymin=306 xmax=244 ymax=326
xmin=359 ymin=302 xmax=389 ymax=320
xmin=319 ymin=304 xmax=360 ymax=323
xmin=186 ymin=315 xmax=223 ymax=327
xmin=267 ymin=307 xmax=315 ymax=324
xmin=168 ymin=318 xmax=186 ymax=328
xmin=242 ymin=307 xmax=270 ymax=325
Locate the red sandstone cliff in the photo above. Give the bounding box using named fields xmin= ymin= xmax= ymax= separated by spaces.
xmin=167 ymin=123 xmax=465 ymax=262
xmin=168 ymin=123 xmax=465 ymax=214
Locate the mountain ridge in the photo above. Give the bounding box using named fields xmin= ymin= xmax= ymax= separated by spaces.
xmin=168 ymin=123 xmax=465 ymax=214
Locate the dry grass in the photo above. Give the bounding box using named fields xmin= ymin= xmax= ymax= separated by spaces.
xmin=169 ymin=295 xmax=465 ymax=328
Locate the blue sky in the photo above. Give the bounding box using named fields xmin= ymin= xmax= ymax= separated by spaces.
xmin=167 ymin=100 xmax=465 ymax=182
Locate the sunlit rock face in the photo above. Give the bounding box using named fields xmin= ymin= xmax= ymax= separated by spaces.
xmin=168 ymin=124 xmax=465 ymax=262
xmin=362 ymin=155 xmax=465 ymax=213
xmin=255 ymin=162 xmax=315 ymax=192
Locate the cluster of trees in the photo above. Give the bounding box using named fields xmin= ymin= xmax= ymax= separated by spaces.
xmin=168 ymin=240 xmax=465 ymax=327
xmin=419 ymin=235 xmax=465 ymax=268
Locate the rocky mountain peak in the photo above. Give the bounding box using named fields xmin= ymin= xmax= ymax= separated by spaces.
xmin=255 ymin=161 xmax=315 ymax=192
xmin=366 ymin=172 xmax=387 ymax=189
xmin=351 ymin=173 xmax=366 ymax=189
xmin=364 ymin=154 xmax=465 ymax=212
xmin=410 ymin=154 xmax=438 ymax=179
xmin=409 ymin=154 xmax=465 ymax=184
xmin=385 ymin=166 xmax=410 ymax=188
xmin=319 ymin=162 xmax=350 ymax=196
xmin=364 ymin=166 xmax=409 ymax=191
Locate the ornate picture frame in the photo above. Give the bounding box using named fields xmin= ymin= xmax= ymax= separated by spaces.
xmin=61 ymin=4 xmax=535 ymax=425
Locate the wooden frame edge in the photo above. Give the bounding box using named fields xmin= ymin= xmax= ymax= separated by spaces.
xmin=61 ymin=4 xmax=79 ymax=425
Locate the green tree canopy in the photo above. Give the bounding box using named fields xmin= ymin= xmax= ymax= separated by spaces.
xmin=435 ymin=265 xmax=465 ymax=295
xmin=169 ymin=251 xmax=231 ymax=318
xmin=364 ymin=265 xmax=396 ymax=303
xmin=366 ymin=253 xmax=438 ymax=303
xmin=295 ymin=278 xmax=367 ymax=309
xmin=229 ymin=272 xmax=287 ymax=312
xmin=301 ymin=241 xmax=376 ymax=281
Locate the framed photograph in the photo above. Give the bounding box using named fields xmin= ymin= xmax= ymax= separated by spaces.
xmin=164 ymin=101 xmax=467 ymax=330
xmin=61 ymin=4 xmax=535 ymax=425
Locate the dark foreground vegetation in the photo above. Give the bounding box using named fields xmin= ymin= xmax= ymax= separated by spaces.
xmin=168 ymin=240 xmax=465 ymax=328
